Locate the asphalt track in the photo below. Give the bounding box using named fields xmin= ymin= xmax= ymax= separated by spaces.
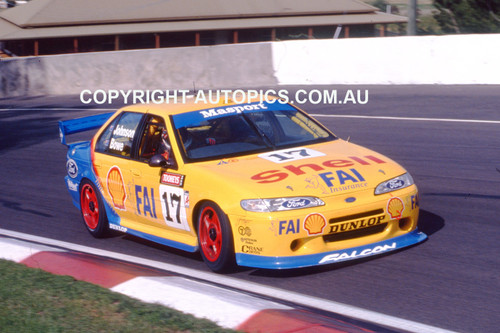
xmin=0 ymin=85 xmax=499 ymax=332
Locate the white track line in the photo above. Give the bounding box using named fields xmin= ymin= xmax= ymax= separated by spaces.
xmin=0 ymin=108 xmax=116 ymax=112
xmin=1 ymin=107 xmax=499 ymax=124
xmin=0 ymin=228 xmax=458 ymax=333
xmin=311 ymin=114 xmax=500 ymax=124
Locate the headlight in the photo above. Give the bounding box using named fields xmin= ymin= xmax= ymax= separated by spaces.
xmin=241 ymin=197 xmax=325 ymax=212
xmin=375 ymin=173 xmax=414 ymax=195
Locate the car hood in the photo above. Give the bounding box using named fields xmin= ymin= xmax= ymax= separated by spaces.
xmin=193 ymin=139 xmax=408 ymax=199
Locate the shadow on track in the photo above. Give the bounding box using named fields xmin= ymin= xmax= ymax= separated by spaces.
xmin=0 ymin=111 xmax=61 ymax=152
xmin=247 ymin=209 xmax=444 ymax=278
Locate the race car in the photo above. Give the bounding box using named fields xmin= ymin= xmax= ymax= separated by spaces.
xmin=60 ymin=95 xmax=426 ymax=272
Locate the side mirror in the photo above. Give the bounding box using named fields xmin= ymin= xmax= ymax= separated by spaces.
xmin=149 ymin=155 xmax=174 ymax=168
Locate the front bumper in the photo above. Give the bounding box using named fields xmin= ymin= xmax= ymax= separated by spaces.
xmin=236 ymin=229 xmax=427 ymax=269
xmin=231 ymin=185 xmax=423 ymax=269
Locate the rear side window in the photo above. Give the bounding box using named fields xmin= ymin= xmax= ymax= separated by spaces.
xmin=95 ymin=112 xmax=143 ymax=157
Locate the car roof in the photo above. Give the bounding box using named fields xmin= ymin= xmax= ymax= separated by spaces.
xmin=118 ymin=94 xmax=279 ymax=117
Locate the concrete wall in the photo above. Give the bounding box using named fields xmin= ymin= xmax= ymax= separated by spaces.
xmin=0 ymin=42 xmax=277 ymax=98
xmin=1 ymin=34 xmax=499 ymax=98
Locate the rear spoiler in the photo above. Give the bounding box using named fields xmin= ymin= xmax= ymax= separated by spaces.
xmin=59 ymin=112 xmax=115 ymax=146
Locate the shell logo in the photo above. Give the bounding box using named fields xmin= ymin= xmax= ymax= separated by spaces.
xmin=303 ymin=213 xmax=326 ymax=235
xmin=107 ymin=166 xmax=127 ymax=210
xmin=387 ymin=197 xmax=404 ymax=219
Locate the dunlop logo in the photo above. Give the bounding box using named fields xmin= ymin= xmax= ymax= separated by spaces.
xmin=328 ymin=215 xmax=385 ymax=234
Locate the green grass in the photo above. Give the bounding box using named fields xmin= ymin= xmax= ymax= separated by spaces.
xmin=0 ymin=259 xmax=237 ymax=333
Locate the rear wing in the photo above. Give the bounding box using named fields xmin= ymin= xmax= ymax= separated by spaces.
xmin=59 ymin=112 xmax=115 ymax=146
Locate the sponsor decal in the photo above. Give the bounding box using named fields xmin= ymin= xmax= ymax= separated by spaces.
xmin=387 ymin=197 xmax=405 ymax=219
xmin=217 ymin=158 xmax=239 ymax=165
xmin=281 ymin=198 xmax=311 ymax=209
xmin=66 ymin=159 xmax=78 ymax=178
xmin=410 ymin=194 xmax=419 ymax=210
xmin=109 ymin=224 xmax=128 ymax=232
xmin=240 ymin=237 xmax=258 ymax=245
xmin=385 ymin=179 xmax=405 ymax=191
xmin=259 ymin=148 xmax=325 ymax=164
xmin=184 ymin=190 xmax=190 ymax=208
xmin=238 ymin=226 xmax=252 ymax=236
xmin=238 ymin=218 xmax=253 ymax=224
xmin=319 ymin=242 xmax=397 ymax=264
xmin=106 ymin=166 xmax=127 ymax=210
xmin=251 ymin=155 xmax=385 ymax=183
xmin=199 ymin=102 xmax=268 ymax=119
xmin=172 ymin=100 xmax=296 ymax=129
xmin=304 ymin=213 xmax=326 ymax=235
xmin=278 ymin=219 xmax=300 ymax=235
xmin=329 ymin=216 xmax=385 ymax=234
xmin=66 ymin=179 xmax=78 ymax=192
xmin=241 ymin=245 xmax=263 ymax=254
xmin=305 ymin=169 xmax=367 ymax=194
xmin=135 ymin=185 xmax=157 ymax=218
xmin=160 ymin=172 xmax=185 ymax=187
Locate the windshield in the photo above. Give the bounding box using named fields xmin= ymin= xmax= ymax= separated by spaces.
xmin=172 ymin=101 xmax=336 ymax=161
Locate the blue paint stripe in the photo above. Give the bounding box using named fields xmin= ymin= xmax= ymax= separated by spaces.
xmin=172 ymin=100 xmax=295 ymax=128
xmin=236 ymin=230 xmax=427 ymax=269
xmin=123 ymin=227 xmax=198 ymax=253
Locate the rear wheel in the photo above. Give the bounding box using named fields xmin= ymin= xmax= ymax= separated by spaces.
xmin=197 ymin=202 xmax=235 ymax=272
xmin=80 ymin=179 xmax=109 ymax=238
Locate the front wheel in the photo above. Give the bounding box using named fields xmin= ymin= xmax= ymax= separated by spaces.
xmin=80 ymin=179 xmax=109 ymax=238
xmin=197 ymin=202 xmax=235 ymax=273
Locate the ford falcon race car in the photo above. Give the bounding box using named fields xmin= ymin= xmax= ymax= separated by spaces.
xmin=60 ymin=96 xmax=426 ymax=272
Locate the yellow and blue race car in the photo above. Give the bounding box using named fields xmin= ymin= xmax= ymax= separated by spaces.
xmin=60 ymin=96 xmax=426 ymax=272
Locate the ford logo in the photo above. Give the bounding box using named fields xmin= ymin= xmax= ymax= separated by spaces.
xmin=386 ymin=179 xmax=405 ymax=190
xmin=282 ymin=198 xmax=311 ymax=209
xmin=345 ymin=197 xmax=356 ymax=203
xmin=66 ymin=159 xmax=78 ymax=178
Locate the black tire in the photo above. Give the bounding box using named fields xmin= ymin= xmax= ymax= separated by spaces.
xmin=197 ymin=202 xmax=235 ymax=272
xmin=79 ymin=179 xmax=109 ymax=238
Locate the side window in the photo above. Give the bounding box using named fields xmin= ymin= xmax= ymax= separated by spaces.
xmin=138 ymin=115 xmax=175 ymax=165
xmin=95 ymin=112 xmax=142 ymax=157
xmin=95 ymin=117 xmax=118 ymax=153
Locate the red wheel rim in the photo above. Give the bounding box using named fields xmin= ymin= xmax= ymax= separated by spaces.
xmin=81 ymin=184 xmax=99 ymax=230
xmin=199 ymin=207 xmax=222 ymax=262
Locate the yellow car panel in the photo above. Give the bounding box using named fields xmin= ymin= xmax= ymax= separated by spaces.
xmin=61 ymin=96 xmax=426 ymax=272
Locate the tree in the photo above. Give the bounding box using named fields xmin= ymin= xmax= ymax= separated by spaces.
xmin=433 ymin=0 xmax=500 ymax=33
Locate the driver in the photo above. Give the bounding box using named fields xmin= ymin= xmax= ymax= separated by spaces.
xmin=158 ymin=128 xmax=172 ymax=162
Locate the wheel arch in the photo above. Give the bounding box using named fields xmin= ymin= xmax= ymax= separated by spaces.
xmin=194 ymin=200 xmax=237 ymax=272
xmin=79 ymin=176 xmax=120 ymax=225
xmin=191 ymin=199 xmax=233 ymax=234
